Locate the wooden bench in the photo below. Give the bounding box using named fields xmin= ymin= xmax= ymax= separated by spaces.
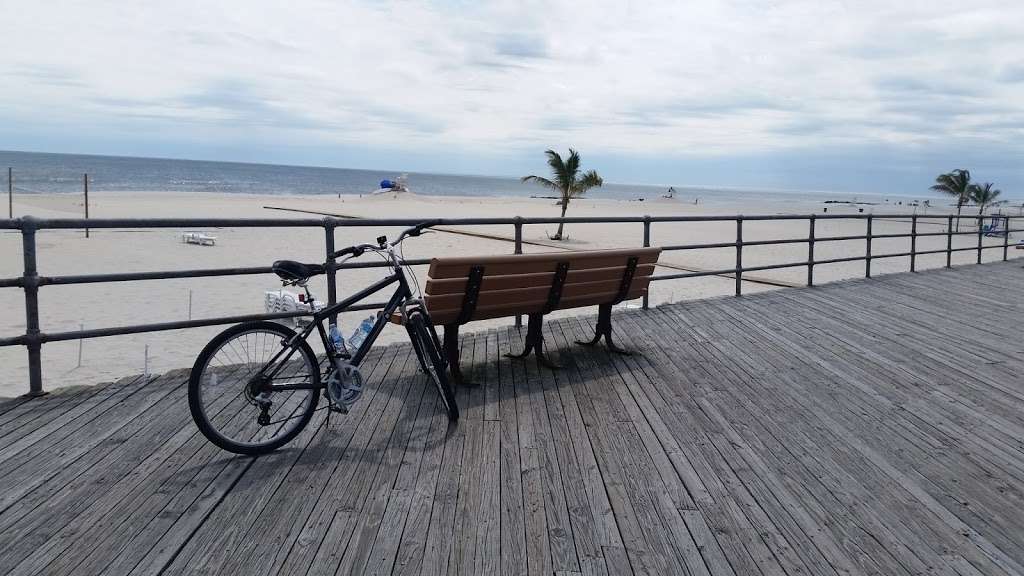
xmin=420 ymin=247 xmax=661 ymax=385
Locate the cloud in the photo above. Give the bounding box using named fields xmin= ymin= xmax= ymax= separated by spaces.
xmin=5 ymin=65 xmax=85 ymax=87
xmin=494 ymin=34 xmax=547 ymax=59
xmin=0 ymin=0 xmax=1022 ymax=193
xmin=999 ymin=63 xmax=1024 ymax=83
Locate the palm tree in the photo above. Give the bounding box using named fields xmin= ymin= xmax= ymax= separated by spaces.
xmin=930 ymin=169 xmax=972 ymax=231
xmin=522 ymin=149 xmax=603 ymax=240
xmin=969 ymin=182 xmax=1003 ymax=215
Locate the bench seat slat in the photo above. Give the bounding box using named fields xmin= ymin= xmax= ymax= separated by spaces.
xmin=424 ymin=264 xmax=656 ymax=295
xmin=424 ymin=276 xmax=654 ymax=313
xmin=427 ymin=247 xmax=661 ymax=279
xmin=427 ymin=286 xmax=648 ymax=325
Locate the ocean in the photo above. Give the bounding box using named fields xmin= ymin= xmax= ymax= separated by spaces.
xmin=0 ymin=149 xmax=921 ymax=205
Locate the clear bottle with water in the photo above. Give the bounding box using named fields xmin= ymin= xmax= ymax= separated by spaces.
xmin=348 ymin=315 xmax=376 ymax=351
xmin=329 ymin=323 xmax=349 ymax=357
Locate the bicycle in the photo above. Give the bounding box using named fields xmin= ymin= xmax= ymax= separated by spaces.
xmin=187 ymin=220 xmax=457 ymax=455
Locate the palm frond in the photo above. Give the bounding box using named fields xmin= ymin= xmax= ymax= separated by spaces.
xmin=521 ymin=175 xmax=561 ymax=192
xmin=543 ymin=149 xmax=574 ymax=192
xmin=564 ymin=149 xmax=581 ymax=180
xmin=932 ymin=169 xmax=973 ymax=205
xmin=572 ymin=170 xmax=603 ymax=197
xmin=970 ymin=182 xmax=1002 ymax=207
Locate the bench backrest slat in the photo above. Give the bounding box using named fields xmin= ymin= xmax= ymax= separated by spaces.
xmin=427 ymin=247 xmax=660 ymax=279
xmin=424 ymin=247 xmax=661 ymax=325
xmin=425 ymin=263 xmax=657 ymax=295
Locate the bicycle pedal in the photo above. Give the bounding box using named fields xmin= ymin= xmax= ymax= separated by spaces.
xmin=329 ymin=403 xmax=349 ymax=414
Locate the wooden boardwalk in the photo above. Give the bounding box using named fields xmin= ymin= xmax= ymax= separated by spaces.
xmin=1 ymin=260 xmax=1023 ymax=576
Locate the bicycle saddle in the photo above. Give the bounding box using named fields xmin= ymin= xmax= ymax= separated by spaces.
xmin=272 ymin=260 xmax=325 ymax=282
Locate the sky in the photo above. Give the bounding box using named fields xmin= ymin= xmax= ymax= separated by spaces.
xmin=1 ymin=0 xmax=1022 ymax=197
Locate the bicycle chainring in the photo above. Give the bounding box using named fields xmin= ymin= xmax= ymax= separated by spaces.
xmin=326 ymin=359 xmax=364 ymax=413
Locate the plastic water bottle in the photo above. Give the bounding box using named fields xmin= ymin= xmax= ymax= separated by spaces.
xmin=348 ymin=315 xmax=376 ymax=351
xmin=329 ymin=323 xmax=349 ymax=356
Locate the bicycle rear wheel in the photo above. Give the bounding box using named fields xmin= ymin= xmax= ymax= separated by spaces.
xmin=188 ymin=321 xmax=321 ymax=455
xmin=407 ymin=311 xmax=459 ymax=421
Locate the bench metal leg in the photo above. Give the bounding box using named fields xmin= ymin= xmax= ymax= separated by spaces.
xmin=577 ymin=304 xmax=632 ymax=355
xmin=507 ymin=314 xmax=561 ymax=370
xmin=444 ymin=325 xmax=472 ymax=387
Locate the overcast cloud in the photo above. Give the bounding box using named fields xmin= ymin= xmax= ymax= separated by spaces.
xmin=1 ymin=0 xmax=1022 ymax=195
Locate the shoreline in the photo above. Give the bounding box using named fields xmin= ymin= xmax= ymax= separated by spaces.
xmin=5 ymin=186 xmax=966 ymax=205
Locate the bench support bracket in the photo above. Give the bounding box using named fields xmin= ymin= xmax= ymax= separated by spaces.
xmin=577 ymin=303 xmax=631 ymax=355
xmin=507 ymin=314 xmax=560 ymax=370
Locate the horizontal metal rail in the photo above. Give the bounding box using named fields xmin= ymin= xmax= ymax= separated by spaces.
xmin=1 ymin=211 xmax=1019 ymax=395
xmin=0 ymin=213 xmax=1013 ymax=231
xmin=0 ymin=301 xmax=387 ymax=347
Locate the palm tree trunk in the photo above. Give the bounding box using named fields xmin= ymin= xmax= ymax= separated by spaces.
xmin=955 ymin=202 xmax=962 ymax=232
xmin=553 ymin=202 xmax=568 ymax=240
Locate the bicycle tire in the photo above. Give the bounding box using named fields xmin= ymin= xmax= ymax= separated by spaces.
xmin=188 ymin=321 xmax=321 ymax=455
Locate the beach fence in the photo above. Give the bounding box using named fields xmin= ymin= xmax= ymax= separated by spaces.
xmin=0 ymin=213 xmax=1020 ymax=396
xmin=6 ymin=168 xmax=93 ymax=229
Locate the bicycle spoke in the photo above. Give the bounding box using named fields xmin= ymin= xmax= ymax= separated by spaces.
xmin=192 ymin=325 xmax=319 ymax=452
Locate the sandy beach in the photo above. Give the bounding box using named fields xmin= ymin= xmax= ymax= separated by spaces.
xmin=1 ymin=191 xmax=1017 ymax=397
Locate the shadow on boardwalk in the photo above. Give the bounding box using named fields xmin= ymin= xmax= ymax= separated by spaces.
xmin=1 ymin=261 xmax=1023 ymax=576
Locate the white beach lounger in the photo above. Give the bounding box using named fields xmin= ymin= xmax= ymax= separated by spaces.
xmin=181 ymin=231 xmax=217 ymax=246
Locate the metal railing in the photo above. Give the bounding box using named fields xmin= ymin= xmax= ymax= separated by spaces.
xmin=1 ymin=212 xmax=1020 ymax=396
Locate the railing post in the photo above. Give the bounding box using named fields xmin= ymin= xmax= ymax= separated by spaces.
xmin=977 ymin=214 xmax=983 ymax=264
xmin=735 ymin=217 xmax=743 ymax=296
xmin=21 ymin=217 xmax=45 ymax=396
xmin=909 ymin=214 xmax=917 ymax=272
xmin=83 ymin=173 xmax=90 ymax=239
xmin=1004 ymin=216 xmax=1011 ymax=261
xmin=642 ymin=216 xmax=651 ymax=309
xmin=324 ymin=219 xmax=338 ymax=328
xmin=946 ymin=215 xmax=953 ymax=268
xmin=865 ymin=215 xmax=873 ymax=278
xmin=807 ymin=214 xmax=815 ymax=287
xmin=514 ymin=217 xmax=523 ymax=329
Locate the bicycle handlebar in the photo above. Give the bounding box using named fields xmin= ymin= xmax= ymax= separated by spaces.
xmin=329 ymin=220 xmax=443 ymax=260
xmin=393 ymin=219 xmax=443 ymax=245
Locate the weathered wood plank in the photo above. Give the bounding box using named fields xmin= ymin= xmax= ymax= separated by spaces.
xmin=0 ymin=261 xmax=1021 ymax=576
xmin=497 ymin=325 xmax=529 ymax=576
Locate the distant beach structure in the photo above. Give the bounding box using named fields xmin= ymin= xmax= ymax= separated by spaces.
xmin=374 ymin=173 xmax=411 ymax=195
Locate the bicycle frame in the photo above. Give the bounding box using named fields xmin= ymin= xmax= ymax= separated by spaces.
xmin=259 ymin=261 xmax=419 ymax=391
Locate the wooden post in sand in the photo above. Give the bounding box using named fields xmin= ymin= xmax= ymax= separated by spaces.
xmin=77 ymin=323 xmax=84 ymax=368
xmin=83 ymin=173 xmax=90 ymax=238
xmin=7 ymin=167 xmax=12 ymax=218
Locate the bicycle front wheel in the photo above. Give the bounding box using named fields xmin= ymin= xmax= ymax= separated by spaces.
xmin=407 ymin=312 xmax=459 ymax=421
xmin=188 ymin=321 xmax=321 ymax=455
